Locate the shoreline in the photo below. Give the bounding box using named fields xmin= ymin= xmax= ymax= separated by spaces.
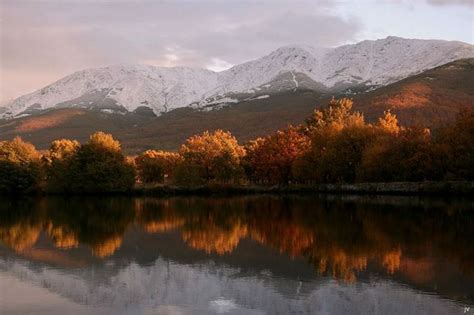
xmin=133 ymin=181 xmax=474 ymax=196
xmin=3 ymin=181 xmax=474 ymax=197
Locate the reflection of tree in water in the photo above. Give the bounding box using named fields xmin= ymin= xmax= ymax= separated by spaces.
xmin=0 ymin=199 xmax=44 ymax=252
xmin=182 ymin=221 xmax=248 ymax=255
xmin=179 ymin=198 xmax=249 ymax=254
xmin=49 ymin=198 xmax=135 ymax=258
xmin=91 ymin=235 xmax=123 ymax=258
xmin=0 ymin=197 xmax=135 ymax=258
xmin=46 ymin=223 xmax=79 ymax=249
xmin=0 ymin=196 xmax=473 ymax=284
xmin=0 ymin=221 xmax=41 ymax=252
xmin=138 ymin=198 xmax=249 ymax=254
xmin=135 ymin=196 xmax=474 ymax=284
xmin=243 ymin=198 xmax=377 ymax=283
xmin=135 ymin=199 xmax=185 ymax=233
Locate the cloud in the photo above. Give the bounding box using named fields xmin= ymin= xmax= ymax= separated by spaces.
xmin=379 ymin=0 xmax=474 ymax=7
xmin=426 ymin=0 xmax=474 ymax=7
xmin=1 ymin=0 xmax=470 ymax=101
xmin=0 ymin=1 xmax=360 ymax=100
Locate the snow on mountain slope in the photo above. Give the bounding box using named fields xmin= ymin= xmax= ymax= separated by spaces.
xmin=2 ymin=37 xmax=473 ymax=118
xmin=205 ymin=45 xmax=329 ymax=97
xmin=207 ymin=36 xmax=474 ymax=97
xmin=3 ymin=65 xmax=218 ymax=118
xmin=320 ymin=36 xmax=474 ymax=87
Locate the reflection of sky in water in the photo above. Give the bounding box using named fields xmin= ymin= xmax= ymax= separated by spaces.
xmin=0 ymin=195 xmax=473 ymax=314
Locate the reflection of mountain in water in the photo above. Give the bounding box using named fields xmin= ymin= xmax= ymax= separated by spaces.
xmin=0 ymin=195 xmax=473 ymax=308
xmin=0 ymin=255 xmax=464 ymax=314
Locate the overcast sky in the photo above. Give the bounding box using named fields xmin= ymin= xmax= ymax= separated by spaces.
xmin=0 ymin=0 xmax=473 ymax=102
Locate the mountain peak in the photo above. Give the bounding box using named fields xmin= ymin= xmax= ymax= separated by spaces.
xmin=271 ymin=44 xmax=327 ymax=54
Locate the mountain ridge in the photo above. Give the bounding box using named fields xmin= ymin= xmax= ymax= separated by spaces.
xmin=2 ymin=36 xmax=473 ymax=118
xmin=1 ymin=58 xmax=472 ymax=153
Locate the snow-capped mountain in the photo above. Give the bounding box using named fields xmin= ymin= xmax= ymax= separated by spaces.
xmin=2 ymin=36 xmax=473 ymax=118
xmin=3 ymin=66 xmax=218 ymax=118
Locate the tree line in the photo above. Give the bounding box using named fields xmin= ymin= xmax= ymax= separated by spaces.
xmin=0 ymin=98 xmax=473 ymax=194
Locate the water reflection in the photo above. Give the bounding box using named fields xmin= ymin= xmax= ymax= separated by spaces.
xmin=0 ymin=195 xmax=473 ymax=314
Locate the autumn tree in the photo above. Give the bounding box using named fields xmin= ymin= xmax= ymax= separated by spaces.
xmin=376 ymin=110 xmax=401 ymax=135
xmin=313 ymin=124 xmax=375 ymax=183
xmin=435 ymin=109 xmax=474 ymax=180
xmin=305 ymin=98 xmax=364 ymax=133
xmin=244 ymin=126 xmax=310 ymax=185
xmin=44 ymin=139 xmax=80 ymax=192
xmin=358 ymin=126 xmax=442 ymax=182
xmin=173 ymin=162 xmax=207 ymax=186
xmin=65 ymin=132 xmax=136 ymax=192
xmin=135 ymin=150 xmax=182 ymax=184
xmin=175 ymin=130 xmax=245 ymax=185
xmin=296 ymin=98 xmax=374 ymax=183
xmin=0 ymin=137 xmax=42 ymax=194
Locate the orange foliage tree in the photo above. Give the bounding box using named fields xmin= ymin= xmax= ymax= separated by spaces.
xmin=244 ymin=125 xmax=310 ymax=185
xmin=296 ymin=98 xmax=375 ymax=183
xmin=359 ymin=126 xmax=443 ymax=182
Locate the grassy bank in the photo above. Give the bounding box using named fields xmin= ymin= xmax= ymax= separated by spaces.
xmin=131 ymin=181 xmax=474 ymax=196
xmin=3 ymin=181 xmax=473 ymax=197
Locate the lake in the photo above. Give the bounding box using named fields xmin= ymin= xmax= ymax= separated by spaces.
xmin=0 ymin=195 xmax=473 ymax=314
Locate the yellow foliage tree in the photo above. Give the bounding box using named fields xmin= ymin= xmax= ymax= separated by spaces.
xmin=0 ymin=137 xmax=42 ymax=193
xmin=176 ymin=130 xmax=245 ymax=185
xmin=306 ymin=98 xmax=364 ymax=133
xmin=377 ymin=110 xmax=401 ymax=134
xmin=89 ymin=131 xmax=121 ymax=152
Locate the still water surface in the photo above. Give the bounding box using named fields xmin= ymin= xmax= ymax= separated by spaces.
xmin=0 ymin=195 xmax=472 ymax=314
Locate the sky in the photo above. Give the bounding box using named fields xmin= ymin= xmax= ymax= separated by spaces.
xmin=0 ymin=0 xmax=473 ymax=102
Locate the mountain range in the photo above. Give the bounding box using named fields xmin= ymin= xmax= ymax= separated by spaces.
xmin=2 ymin=36 xmax=473 ymax=118
xmin=0 ymin=36 xmax=473 ymax=152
